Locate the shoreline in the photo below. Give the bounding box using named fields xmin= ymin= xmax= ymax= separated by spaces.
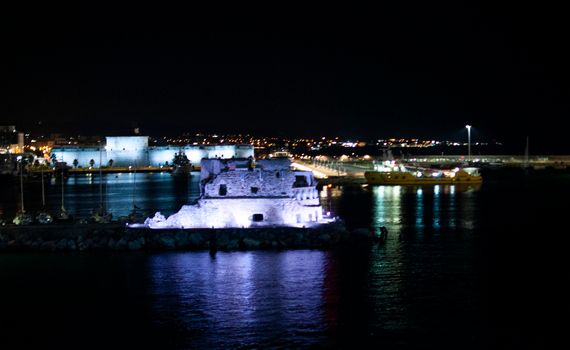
xmin=0 ymin=221 xmax=357 ymax=252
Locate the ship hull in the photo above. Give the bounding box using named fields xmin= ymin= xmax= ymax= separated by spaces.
xmin=364 ymin=171 xmax=482 ymax=185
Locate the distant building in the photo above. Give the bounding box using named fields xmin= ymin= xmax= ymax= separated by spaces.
xmin=50 ymin=135 xmax=254 ymax=167
xmin=0 ymin=125 xmax=23 ymax=154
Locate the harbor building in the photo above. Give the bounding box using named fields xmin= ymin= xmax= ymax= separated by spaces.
xmin=144 ymin=157 xmax=327 ymax=228
xmin=50 ymin=136 xmax=254 ymax=167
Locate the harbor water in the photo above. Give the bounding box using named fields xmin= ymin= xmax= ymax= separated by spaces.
xmin=0 ymin=169 xmax=568 ymax=348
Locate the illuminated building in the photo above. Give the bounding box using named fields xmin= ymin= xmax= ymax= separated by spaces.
xmin=0 ymin=125 xmax=24 ymax=154
xmin=50 ymin=136 xmax=254 ymax=167
xmin=145 ymin=158 xmax=328 ymax=228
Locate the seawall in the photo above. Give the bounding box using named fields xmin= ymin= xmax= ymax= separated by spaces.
xmin=0 ymin=222 xmax=351 ymax=252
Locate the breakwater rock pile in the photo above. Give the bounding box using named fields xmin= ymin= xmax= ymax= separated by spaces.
xmin=0 ymin=222 xmax=350 ymax=252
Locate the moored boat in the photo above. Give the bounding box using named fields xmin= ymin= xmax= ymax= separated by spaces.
xmin=364 ymin=160 xmax=482 ymax=185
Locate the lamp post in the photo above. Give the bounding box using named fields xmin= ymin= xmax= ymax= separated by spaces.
xmin=465 ymin=125 xmax=472 ymax=162
xmin=18 ymin=156 xmax=25 ymax=213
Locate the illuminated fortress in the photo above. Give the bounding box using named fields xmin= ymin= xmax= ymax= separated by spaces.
xmin=51 ymin=136 xmax=254 ymax=167
xmin=144 ymin=158 xmax=329 ymax=228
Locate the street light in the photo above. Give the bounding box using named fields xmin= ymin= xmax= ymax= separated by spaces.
xmin=17 ymin=156 xmax=25 ymax=213
xmin=465 ymin=125 xmax=472 ymax=162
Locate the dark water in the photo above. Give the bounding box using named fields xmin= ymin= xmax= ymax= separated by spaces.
xmin=0 ymin=172 xmax=202 ymax=219
xmin=1 ymin=169 xmax=569 ymax=348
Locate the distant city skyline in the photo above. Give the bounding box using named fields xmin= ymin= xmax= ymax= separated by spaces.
xmin=4 ymin=2 xmax=570 ymax=153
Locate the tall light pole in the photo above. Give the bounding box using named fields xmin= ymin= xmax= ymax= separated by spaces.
xmin=18 ymin=156 xmax=25 ymax=213
xmin=465 ymin=125 xmax=472 ymax=162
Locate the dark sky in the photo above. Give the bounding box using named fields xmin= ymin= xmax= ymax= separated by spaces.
xmin=3 ymin=2 xmax=570 ymax=151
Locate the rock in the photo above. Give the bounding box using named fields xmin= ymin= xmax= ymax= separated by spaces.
xmin=174 ymin=232 xmax=190 ymax=247
xmin=40 ymin=241 xmax=56 ymax=252
xmin=78 ymin=240 xmax=89 ymax=251
xmin=216 ymin=234 xmax=230 ymax=249
xmin=67 ymin=239 xmax=77 ymax=251
xmin=56 ymin=239 xmax=68 ymax=251
xmin=128 ymin=237 xmax=144 ymax=251
xmin=242 ymin=238 xmax=261 ymax=249
xmin=189 ymin=233 xmax=204 ymax=247
xmin=226 ymin=239 xmax=240 ymax=250
xmin=353 ymin=228 xmax=370 ymax=237
xmin=115 ymin=238 xmax=128 ymax=250
xmin=158 ymin=235 xmax=176 ymax=249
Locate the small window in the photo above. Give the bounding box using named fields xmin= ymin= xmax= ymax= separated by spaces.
xmin=219 ymin=184 xmax=227 ymax=196
xmin=251 ymin=186 xmax=259 ymax=194
xmin=293 ymin=175 xmax=309 ymax=188
xmin=252 ymin=213 xmax=263 ymax=222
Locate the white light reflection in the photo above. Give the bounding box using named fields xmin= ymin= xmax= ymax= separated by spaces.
xmin=415 ymin=187 xmax=424 ymax=233
xmin=448 ymin=185 xmax=457 ymax=228
xmin=433 ymin=185 xmax=441 ymax=231
xmin=372 ymin=186 xmax=402 ymax=234
xmin=148 ymin=251 xmax=327 ymax=346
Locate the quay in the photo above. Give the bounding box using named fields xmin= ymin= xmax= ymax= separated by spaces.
xmin=399 ymin=155 xmax=570 ymax=168
xmin=27 ymin=165 xmax=200 ymax=174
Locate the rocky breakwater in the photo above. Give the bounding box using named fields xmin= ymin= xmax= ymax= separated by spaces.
xmin=0 ymin=222 xmax=350 ymax=252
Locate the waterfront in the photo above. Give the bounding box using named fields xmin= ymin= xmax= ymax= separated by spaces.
xmin=1 ymin=169 xmax=569 ymax=348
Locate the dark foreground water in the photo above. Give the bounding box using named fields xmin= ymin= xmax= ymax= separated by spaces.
xmin=1 ymin=169 xmax=569 ymax=348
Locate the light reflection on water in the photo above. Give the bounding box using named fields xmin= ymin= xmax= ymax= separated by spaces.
xmin=1 ymin=172 xmax=201 ymax=218
xmin=5 ymin=171 xmax=567 ymax=347
xmin=370 ymin=184 xmax=481 ymax=234
xmin=149 ymin=251 xmax=329 ymax=348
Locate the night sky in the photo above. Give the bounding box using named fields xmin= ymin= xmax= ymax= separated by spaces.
xmin=3 ymin=2 xmax=570 ymax=152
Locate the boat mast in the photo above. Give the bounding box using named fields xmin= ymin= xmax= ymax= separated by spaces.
xmin=99 ymin=141 xmax=103 ymax=211
xmin=41 ymin=165 xmax=45 ymax=207
xmin=19 ymin=158 xmax=25 ymax=213
xmin=60 ymin=148 xmax=65 ymax=212
xmin=61 ymin=165 xmax=65 ymax=211
xmin=132 ymin=159 xmax=137 ymax=209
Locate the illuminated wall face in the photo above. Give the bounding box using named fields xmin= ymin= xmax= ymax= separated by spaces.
xmin=52 ymin=139 xmax=254 ymax=168
xmin=105 ymin=136 xmax=149 ymax=151
xmin=206 ymin=145 xmax=239 ymax=159
xmin=51 ymin=147 xmax=107 ymax=167
xmin=106 ymin=136 xmax=149 ymax=166
xmin=148 ymin=198 xmax=323 ymax=228
xmin=148 ymin=148 xmax=178 ymax=166
xmin=235 ymin=145 xmax=255 ymax=158
xmin=148 ymin=145 xmax=254 ymax=166
xmin=204 ymin=169 xmax=297 ymax=198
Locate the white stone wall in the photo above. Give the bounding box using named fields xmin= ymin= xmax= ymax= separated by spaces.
xmin=51 ymin=147 xmax=107 ymax=167
xmin=204 ymin=168 xmax=297 ymax=198
xmin=52 ymin=139 xmax=254 ymax=168
xmin=145 ymin=158 xmax=324 ymax=229
xmin=149 ymin=145 xmax=252 ymax=166
xmin=106 ymin=136 xmax=149 ymax=167
xmin=152 ymin=197 xmax=323 ymax=228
